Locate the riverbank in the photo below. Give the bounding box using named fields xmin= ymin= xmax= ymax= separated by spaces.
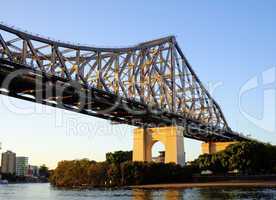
xmin=131 ymin=180 xmax=276 ymax=189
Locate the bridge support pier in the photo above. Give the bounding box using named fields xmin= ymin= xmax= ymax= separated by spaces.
xmin=133 ymin=126 xmax=185 ymax=166
xmin=201 ymin=141 xmax=236 ymax=154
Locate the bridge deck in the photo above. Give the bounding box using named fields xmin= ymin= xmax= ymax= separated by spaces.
xmin=0 ymin=59 xmax=248 ymax=142
xmin=0 ymin=23 xmax=250 ymax=142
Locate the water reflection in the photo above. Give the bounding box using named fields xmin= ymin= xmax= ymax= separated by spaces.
xmin=0 ymin=184 xmax=275 ymax=200
xmin=164 ymin=190 xmax=183 ymax=200
xmin=132 ymin=190 xmax=152 ymax=200
xmin=132 ymin=188 xmax=276 ymax=200
xmin=132 ymin=189 xmax=183 ymax=200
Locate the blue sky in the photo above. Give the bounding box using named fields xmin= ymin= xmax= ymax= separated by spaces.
xmin=0 ymin=0 xmax=276 ymax=168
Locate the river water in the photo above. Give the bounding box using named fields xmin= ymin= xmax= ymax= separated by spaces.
xmin=0 ymin=183 xmax=275 ymax=200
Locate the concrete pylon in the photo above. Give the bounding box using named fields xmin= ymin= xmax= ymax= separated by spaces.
xmin=201 ymin=141 xmax=236 ymax=154
xmin=133 ymin=126 xmax=185 ymax=166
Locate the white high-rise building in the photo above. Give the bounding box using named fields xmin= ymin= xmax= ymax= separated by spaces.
xmin=16 ymin=157 xmax=28 ymax=177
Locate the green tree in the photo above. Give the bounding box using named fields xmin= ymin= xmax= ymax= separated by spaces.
xmin=50 ymin=159 xmax=91 ymax=187
xmin=106 ymin=151 xmax=132 ymax=165
xmin=194 ymin=154 xmax=212 ymax=171
xmin=39 ymin=164 xmax=50 ymax=178
xmin=88 ymin=162 xmax=108 ymax=187
xmin=192 ymin=141 xmax=276 ymax=174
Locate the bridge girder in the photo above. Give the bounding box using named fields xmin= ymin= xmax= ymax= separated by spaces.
xmin=0 ymin=22 xmax=249 ymax=142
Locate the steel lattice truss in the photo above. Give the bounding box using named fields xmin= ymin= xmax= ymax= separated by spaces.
xmin=0 ymin=23 xmax=249 ymax=141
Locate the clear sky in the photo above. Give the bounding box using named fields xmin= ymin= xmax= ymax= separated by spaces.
xmin=0 ymin=0 xmax=276 ymax=169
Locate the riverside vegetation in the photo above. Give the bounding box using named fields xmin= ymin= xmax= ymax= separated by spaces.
xmin=49 ymin=141 xmax=276 ymax=188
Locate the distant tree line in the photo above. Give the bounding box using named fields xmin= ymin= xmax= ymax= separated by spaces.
xmin=50 ymin=150 xmax=193 ymax=187
xmin=191 ymin=141 xmax=276 ymax=174
xmin=49 ymin=142 xmax=276 ymax=188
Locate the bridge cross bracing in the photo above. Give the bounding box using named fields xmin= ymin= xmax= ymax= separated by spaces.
xmin=0 ymin=23 xmax=249 ymax=142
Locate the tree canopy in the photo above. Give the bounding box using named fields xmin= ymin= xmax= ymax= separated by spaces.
xmin=50 ymin=142 xmax=276 ymax=188
xmin=106 ymin=151 xmax=132 ymax=165
xmin=192 ymin=141 xmax=276 ymax=174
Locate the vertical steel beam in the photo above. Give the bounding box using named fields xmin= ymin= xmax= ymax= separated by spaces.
xmin=96 ymin=51 xmax=102 ymax=89
xmin=0 ymin=33 xmax=12 ymax=60
xmin=170 ymin=43 xmax=176 ymax=112
xmin=114 ymin=53 xmax=119 ymax=94
xmin=22 ymin=40 xmax=27 ymax=65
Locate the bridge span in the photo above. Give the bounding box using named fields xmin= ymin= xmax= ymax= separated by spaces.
xmin=0 ymin=23 xmax=251 ymax=164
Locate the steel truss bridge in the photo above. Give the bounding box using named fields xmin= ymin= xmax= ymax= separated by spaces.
xmin=0 ymin=23 xmax=249 ymax=142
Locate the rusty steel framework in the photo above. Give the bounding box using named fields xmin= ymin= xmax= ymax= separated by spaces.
xmin=0 ymin=23 xmax=248 ymax=142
